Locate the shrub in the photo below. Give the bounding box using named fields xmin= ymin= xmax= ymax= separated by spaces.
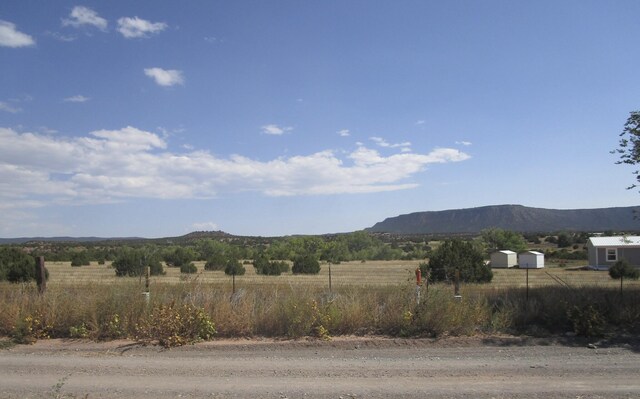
xmin=180 ymin=263 xmax=198 ymax=274
xmin=0 ymin=248 xmax=36 ymax=283
xmin=252 ymin=254 xmax=270 ymax=274
xmin=292 ymin=255 xmax=320 ymax=274
xmin=112 ymin=248 xmax=163 ymax=277
xmin=428 ymin=239 xmax=492 ymax=283
xmin=224 ymin=259 xmax=246 ymax=276
xmin=609 ymin=259 xmax=640 ymax=280
xmin=70 ymin=251 xmax=91 ymax=267
xmin=253 ymin=255 xmax=289 ymax=275
xmin=567 ymin=304 xmax=606 ymax=337
xmin=205 ymin=253 xmax=232 ymax=271
xmin=164 ymin=247 xmax=195 ymax=268
xmin=135 ymin=303 xmax=216 ymax=348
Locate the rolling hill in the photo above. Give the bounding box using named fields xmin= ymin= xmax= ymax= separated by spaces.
xmin=366 ymin=205 xmax=640 ymax=234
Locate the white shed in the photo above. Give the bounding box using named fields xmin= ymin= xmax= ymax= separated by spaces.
xmin=490 ymin=250 xmax=517 ymax=268
xmin=519 ymin=251 xmax=544 ymax=269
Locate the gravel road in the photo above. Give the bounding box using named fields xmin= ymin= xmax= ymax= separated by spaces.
xmin=1 ymin=336 xmax=639 ymax=398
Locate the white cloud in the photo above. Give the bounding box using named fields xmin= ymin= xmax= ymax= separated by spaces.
xmin=0 ymin=126 xmax=471 ymax=209
xmin=62 ymin=6 xmax=108 ymax=31
xmin=64 ymin=95 xmax=90 ymax=103
xmin=416 ymin=120 xmax=426 ymax=125
xmin=337 ymin=129 xmax=350 ymax=137
xmin=117 ymin=17 xmax=167 ymax=38
xmin=261 ymin=124 xmax=293 ymax=135
xmin=39 ymin=127 xmax=58 ymax=134
xmin=192 ymin=222 xmax=219 ymax=231
xmin=144 ymin=68 xmax=185 ymax=87
xmin=0 ymin=20 xmax=35 ymax=47
xmin=456 ymin=141 xmax=472 ymax=146
xmin=0 ymin=102 xmax=21 ymax=113
xmin=370 ymin=136 xmax=412 ymax=149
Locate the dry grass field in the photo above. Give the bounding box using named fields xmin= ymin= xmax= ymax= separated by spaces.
xmin=42 ymin=259 xmax=640 ymax=290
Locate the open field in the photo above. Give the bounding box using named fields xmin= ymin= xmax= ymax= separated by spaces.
xmin=42 ymin=260 xmax=640 ymax=289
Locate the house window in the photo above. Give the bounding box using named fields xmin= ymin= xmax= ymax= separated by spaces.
xmin=606 ymin=248 xmax=618 ymax=262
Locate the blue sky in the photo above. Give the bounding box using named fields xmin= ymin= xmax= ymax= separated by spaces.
xmin=1 ymin=1 xmax=639 ymax=238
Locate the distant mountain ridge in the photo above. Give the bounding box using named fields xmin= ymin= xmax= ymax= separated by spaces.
xmin=366 ymin=205 xmax=640 ymax=234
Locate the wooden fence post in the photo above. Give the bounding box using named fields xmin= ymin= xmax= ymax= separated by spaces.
xmin=35 ymin=256 xmax=46 ymax=294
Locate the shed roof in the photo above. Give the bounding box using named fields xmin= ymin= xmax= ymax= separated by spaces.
xmin=521 ymin=251 xmax=543 ymax=255
xmin=495 ymin=250 xmax=516 ymax=255
xmin=588 ymin=236 xmax=640 ymax=247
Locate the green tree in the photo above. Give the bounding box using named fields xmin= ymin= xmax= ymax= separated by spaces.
xmin=556 ymin=232 xmax=573 ymax=248
xmin=204 ymin=253 xmax=228 ymax=271
xmin=163 ymin=246 xmax=195 ymax=268
xmin=253 ymin=254 xmax=289 ymax=276
xmin=428 ymin=239 xmax=492 ymax=283
xmin=252 ymin=253 xmax=270 ymax=274
xmin=0 ymin=247 xmax=36 ymax=282
xmin=481 ymin=228 xmax=527 ymax=254
xmin=113 ymin=247 xmax=163 ymax=277
xmin=613 ymin=110 xmax=640 ymax=190
xmin=286 ymin=236 xmax=324 ymax=260
xmin=70 ymin=251 xmax=91 ymax=267
xmin=320 ymin=240 xmax=350 ymax=264
xmin=180 ymin=263 xmax=198 ymax=274
xmin=609 ymin=259 xmax=639 ymax=282
xmin=224 ymin=259 xmax=246 ymax=276
xmin=292 ymin=254 xmax=321 ymax=274
xmin=609 ymin=259 xmax=639 ymax=294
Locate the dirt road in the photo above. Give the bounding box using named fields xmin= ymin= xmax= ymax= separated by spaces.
xmin=1 ymin=336 xmax=639 ymax=398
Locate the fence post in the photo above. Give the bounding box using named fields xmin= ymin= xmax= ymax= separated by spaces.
xmin=35 ymin=256 xmax=46 ymax=295
xmin=454 ymin=269 xmax=461 ymax=299
xmin=415 ymin=267 xmax=422 ymax=304
xmin=526 ymin=267 xmax=529 ymax=302
xmin=232 ymin=273 xmax=236 ymax=295
xmin=329 ymin=264 xmax=332 ymax=293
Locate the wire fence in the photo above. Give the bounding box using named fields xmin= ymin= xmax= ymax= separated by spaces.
xmin=40 ymin=260 xmax=640 ymax=291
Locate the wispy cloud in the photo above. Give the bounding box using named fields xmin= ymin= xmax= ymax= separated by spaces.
xmin=456 ymin=141 xmax=472 ymax=146
xmin=261 ymin=124 xmax=293 ymax=135
xmin=45 ymin=31 xmax=76 ymax=42
xmin=337 ymin=129 xmax=350 ymax=137
xmin=117 ymin=17 xmax=167 ymax=38
xmin=39 ymin=127 xmax=58 ymax=134
xmin=62 ymin=6 xmax=108 ymax=31
xmin=416 ymin=120 xmax=426 ymax=125
xmin=0 ymin=102 xmax=21 ymax=113
xmin=0 ymin=20 xmax=35 ymax=48
xmin=0 ymin=126 xmax=471 ymax=207
xmin=144 ymin=68 xmax=184 ymax=87
xmin=64 ymin=95 xmax=90 ymax=103
xmin=370 ymin=136 xmax=412 ymax=149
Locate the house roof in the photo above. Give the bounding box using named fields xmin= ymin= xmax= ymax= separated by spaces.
xmin=588 ymin=236 xmax=640 ymax=247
